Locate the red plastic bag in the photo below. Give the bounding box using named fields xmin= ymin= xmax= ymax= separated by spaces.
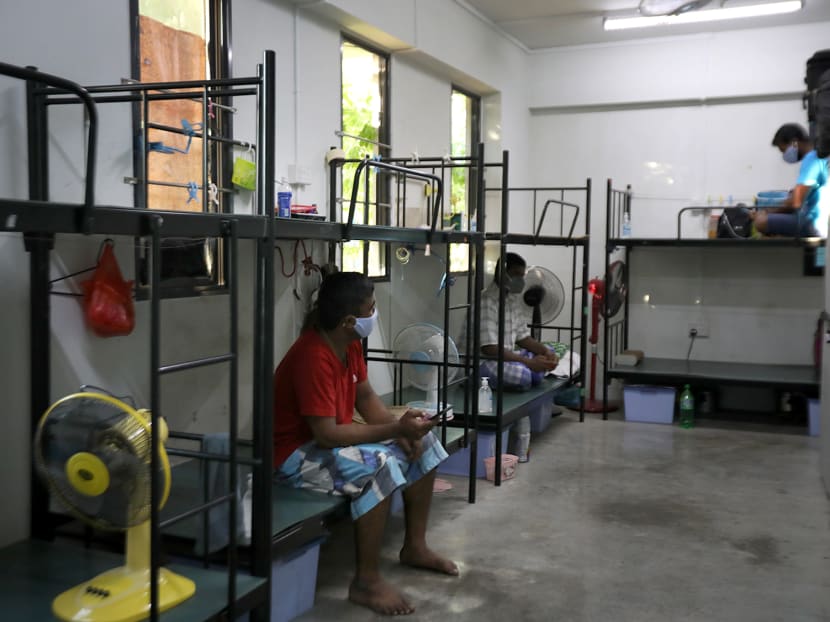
xmin=81 ymin=241 xmax=135 ymax=337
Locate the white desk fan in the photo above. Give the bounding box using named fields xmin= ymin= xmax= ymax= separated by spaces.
xmin=392 ymin=323 xmax=459 ymax=416
xmin=34 ymin=390 xmax=195 ymax=622
xmin=521 ymin=265 xmax=566 ymax=340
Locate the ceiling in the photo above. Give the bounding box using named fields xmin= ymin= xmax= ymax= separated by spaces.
xmin=459 ymin=0 xmax=830 ymax=50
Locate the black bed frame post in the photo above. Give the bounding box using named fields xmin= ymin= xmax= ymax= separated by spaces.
xmin=468 ymin=142 xmax=486 ymax=503
xmin=603 ymin=179 xmax=612 ymax=418
xmin=250 ymin=49 xmax=275 ymax=622
xmin=623 ymin=185 xmax=632 ymax=352
xmin=25 ymin=69 xmax=54 ymax=542
xmin=328 ymin=157 xmax=338 ymax=266
xmin=580 ymin=178 xmax=592 ymax=422
xmin=493 ymin=149 xmax=509 ymax=486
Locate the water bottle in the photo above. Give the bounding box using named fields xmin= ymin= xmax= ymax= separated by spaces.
xmin=514 ymin=416 xmax=531 ymax=463
xmin=277 ymin=179 xmax=292 ymax=218
xmin=478 ymin=377 xmax=492 ymax=414
xmin=622 ymin=211 xmax=632 ymax=238
xmin=242 ymin=473 xmax=253 ymax=543
xmin=679 ymin=384 xmax=695 ymax=429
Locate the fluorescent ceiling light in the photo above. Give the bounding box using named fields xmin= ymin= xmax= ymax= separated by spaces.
xmin=604 ymin=0 xmax=802 ymax=31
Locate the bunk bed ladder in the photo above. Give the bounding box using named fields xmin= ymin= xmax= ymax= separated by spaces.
xmin=147 ymin=216 xmax=241 ymax=620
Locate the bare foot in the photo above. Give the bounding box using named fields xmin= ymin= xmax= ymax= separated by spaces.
xmin=399 ymin=545 xmax=459 ymax=576
xmin=348 ymin=576 xmax=415 ymax=616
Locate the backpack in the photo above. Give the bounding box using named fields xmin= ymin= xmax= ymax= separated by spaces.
xmin=717 ymin=206 xmax=753 ymax=238
xmin=814 ymin=68 xmax=830 ymax=158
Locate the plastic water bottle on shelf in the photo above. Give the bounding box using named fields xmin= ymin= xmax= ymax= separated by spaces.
xmin=277 ymin=178 xmax=292 ymax=218
xmin=478 ymin=377 xmax=493 ymax=414
xmin=622 ymin=210 xmax=632 ymax=238
xmin=679 ymin=384 xmax=695 ymax=429
xmin=242 ymin=473 xmax=253 ymax=544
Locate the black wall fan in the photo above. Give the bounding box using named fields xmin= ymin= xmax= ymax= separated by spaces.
xmin=585 ymin=260 xmax=627 ymax=413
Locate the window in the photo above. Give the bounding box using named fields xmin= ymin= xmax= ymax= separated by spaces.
xmin=449 ymin=87 xmax=480 ymax=273
xmin=131 ymin=0 xmax=231 ymax=295
xmin=341 ymin=38 xmax=389 ymax=278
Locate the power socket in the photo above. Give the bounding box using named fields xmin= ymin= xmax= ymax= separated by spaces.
xmin=688 ymin=321 xmax=709 ymax=338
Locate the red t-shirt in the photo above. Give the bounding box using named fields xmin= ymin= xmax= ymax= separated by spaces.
xmin=273 ymin=330 xmax=367 ymax=467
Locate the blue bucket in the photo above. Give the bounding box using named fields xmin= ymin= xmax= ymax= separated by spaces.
xmin=755 ymin=190 xmax=789 ymax=207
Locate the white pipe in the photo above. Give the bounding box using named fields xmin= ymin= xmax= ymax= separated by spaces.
xmin=293 ymin=4 xmax=300 ymax=200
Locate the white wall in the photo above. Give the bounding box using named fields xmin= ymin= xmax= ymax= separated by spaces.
xmin=4 ymin=0 xmax=825 ymax=550
xmin=0 ymin=0 xmax=530 ymax=547
xmin=527 ymin=23 xmax=830 ymax=375
xmin=0 ymin=0 xmax=133 ymax=550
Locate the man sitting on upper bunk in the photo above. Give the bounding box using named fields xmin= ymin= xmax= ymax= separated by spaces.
xmin=751 ymin=123 xmax=829 ymax=238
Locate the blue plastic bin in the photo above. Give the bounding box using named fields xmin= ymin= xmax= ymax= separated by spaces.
xmin=529 ymin=395 xmax=555 ymax=433
xmin=271 ymin=538 xmax=324 ymax=622
xmin=808 ymin=399 xmax=821 ymax=437
xmin=755 ymin=190 xmax=789 ymax=207
xmin=623 ymin=385 xmax=676 ymax=424
xmin=439 ymin=427 xmax=511 ymax=478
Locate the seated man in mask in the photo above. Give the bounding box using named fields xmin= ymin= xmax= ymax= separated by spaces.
xmin=273 ymin=272 xmax=457 ymax=616
xmin=751 ymin=123 xmax=829 ymax=237
xmin=478 ymin=252 xmax=559 ymax=391
xmin=475 ymin=252 xmax=560 ymax=462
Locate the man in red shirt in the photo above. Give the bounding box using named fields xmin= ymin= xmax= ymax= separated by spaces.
xmin=274 ymin=272 xmax=457 ymax=616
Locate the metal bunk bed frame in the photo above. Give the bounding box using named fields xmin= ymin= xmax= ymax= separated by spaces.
xmin=602 ymin=179 xmax=820 ymax=418
xmin=325 ymin=145 xmax=487 ymax=503
xmin=0 ymin=51 xmax=276 ymax=622
xmin=484 ymin=151 xmax=591 ymax=484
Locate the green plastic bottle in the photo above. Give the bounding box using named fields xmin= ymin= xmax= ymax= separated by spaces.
xmin=679 ymin=384 xmax=695 ymax=429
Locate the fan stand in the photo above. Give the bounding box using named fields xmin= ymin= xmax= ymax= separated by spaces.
xmin=584 ymin=289 xmax=619 ymax=414
xmin=52 ymin=521 xmax=195 ymax=622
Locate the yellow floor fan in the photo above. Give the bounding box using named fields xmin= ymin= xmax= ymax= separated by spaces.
xmin=34 ymin=390 xmax=195 ymax=622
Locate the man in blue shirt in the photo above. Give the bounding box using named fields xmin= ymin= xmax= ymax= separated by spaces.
xmin=752 ymin=123 xmax=829 ymax=237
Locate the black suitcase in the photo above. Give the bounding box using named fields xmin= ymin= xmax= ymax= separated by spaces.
xmin=805 ymin=50 xmax=830 ymax=140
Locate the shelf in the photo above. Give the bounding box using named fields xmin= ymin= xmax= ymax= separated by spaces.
xmin=275 ymin=218 xmax=483 ymax=243
xmin=608 ymin=237 xmax=824 ymax=248
xmin=485 ymin=232 xmax=589 ymax=246
xmin=0 ymin=200 xmax=485 ymax=246
xmin=382 ymin=376 xmax=569 ymax=430
xmin=607 ymin=357 xmax=819 ymax=392
xmin=0 ymin=200 xmax=271 ymax=239
xmin=0 ymin=538 xmax=267 ymax=622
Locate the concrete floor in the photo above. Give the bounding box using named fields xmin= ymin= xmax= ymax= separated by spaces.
xmin=295 ymin=413 xmax=830 ymax=621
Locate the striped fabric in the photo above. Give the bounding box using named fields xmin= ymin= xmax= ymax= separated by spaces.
xmin=274 ymin=430 xmax=448 ymax=520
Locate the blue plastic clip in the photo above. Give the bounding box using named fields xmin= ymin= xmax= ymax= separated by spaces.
xmin=186 ymin=181 xmax=199 ymax=204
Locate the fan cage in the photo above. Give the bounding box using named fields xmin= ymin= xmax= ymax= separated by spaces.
xmin=523 ymin=265 xmax=566 ymax=326
xmin=34 ymin=393 xmax=169 ymax=530
xmin=392 ymin=323 xmax=461 ymax=392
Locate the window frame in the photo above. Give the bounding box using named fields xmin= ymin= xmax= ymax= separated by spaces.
xmin=449 ymin=85 xmax=481 ymax=276
xmin=129 ymin=0 xmax=233 ymax=299
xmin=340 ymin=35 xmax=391 ymax=282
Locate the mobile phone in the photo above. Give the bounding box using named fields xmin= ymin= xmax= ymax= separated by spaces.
xmin=423 ymin=408 xmax=453 ymax=421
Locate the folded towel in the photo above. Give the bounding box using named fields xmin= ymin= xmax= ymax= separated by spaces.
xmin=194 ymin=432 xmax=247 ymax=555
xmin=549 ymin=350 xmax=581 ymax=378
xmin=616 ymin=350 xmax=644 ymax=366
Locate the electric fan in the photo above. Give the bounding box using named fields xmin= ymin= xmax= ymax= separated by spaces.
xmin=392 ymin=323 xmax=459 ymax=414
xmin=34 ymin=391 xmax=196 ymax=622
xmin=521 ymin=265 xmax=566 ymax=341
xmin=585 ymin=260 xmax=627 ymax=413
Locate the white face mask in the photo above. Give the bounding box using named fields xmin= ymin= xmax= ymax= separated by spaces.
xmin=353 ymin=307 xmax=378 ymax=339
xmin=782 ymin=143 xmax=800 ymax=164
xmin=508 ymin=275 xmax=526 ymax=294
